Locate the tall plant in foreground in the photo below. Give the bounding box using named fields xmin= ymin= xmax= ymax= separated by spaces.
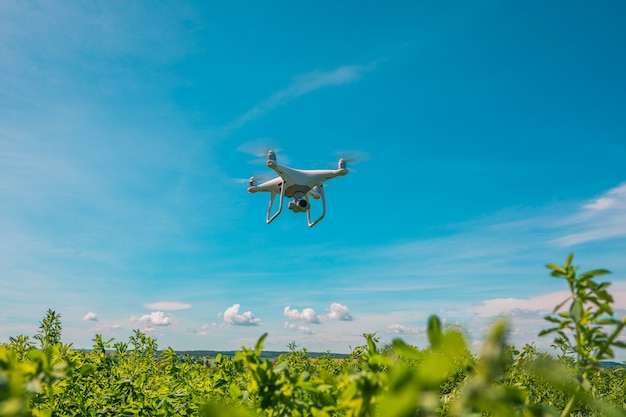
xmin=34 ymin=310 xmax=62 ymax=351
xmin=541 ymin=253 xmax=626 ymax=369
xmin=539 ymin=253 xmax=626 ymax=416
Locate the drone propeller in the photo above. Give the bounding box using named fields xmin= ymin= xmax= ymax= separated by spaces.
xmin=247 ymin=174 xmax=269 ymax=186
xmin=230 ymin=174 xmax=267 ymax=186
xmin=247 ymin=176 xmax=259 ymax=187
xmin=236 ymin=140 xmax=283 ymax=161
xmin=333 ymin=149 xmax=370 ymax=164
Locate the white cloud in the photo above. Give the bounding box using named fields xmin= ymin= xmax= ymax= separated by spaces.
xmin=134 ymin=311 xmax=174 ymax=326
xmin=284 ymin=306 xmax=321 ymax=323
xmin=83 ymin=312 xmax=98 ymax=321
xmin=223 ymin=304 xmax=261 ymax=326
xmin=144 ymin=301 xmax=192 ymax=311
xmin=326 ymin=303 xmax=353 ymax=321
xmin=473 ymin=291 xmax=571 ymax=317
xmin=284 ymin=303 xmax=353 ymax=324
xmin=387 ymin=323 xmax=420 ymax=335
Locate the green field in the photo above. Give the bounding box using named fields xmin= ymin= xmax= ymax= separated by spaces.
xmin=2 ymin=254 xmax=625 ymax=417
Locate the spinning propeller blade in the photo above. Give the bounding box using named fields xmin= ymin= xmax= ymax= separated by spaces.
xmin=231 ymin=174 xmax=266 ymax=186
xmin=333 ymin=149 xmax=369 ymax=164
xmin=236 ymin=140 xmax=283 ymax=161
xmin=332 ymin=150 xmax=369 ymax=172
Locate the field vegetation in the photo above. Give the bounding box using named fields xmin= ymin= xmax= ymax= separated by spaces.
xmin=1 ymin=254 xmax=625 ymax=416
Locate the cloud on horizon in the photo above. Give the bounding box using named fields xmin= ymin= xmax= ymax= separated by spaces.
xmin=284 ymin=323 xmax=315 ymax=334
xmin=473 ymin=281 xmax=626 ymax=316
xmin=134 ymin=311 xmax=174 ymax=327
xmin=386 ymin=323 xmax=420 ymax=335
xmin=284 ymin=303 xmax=353 ymax=324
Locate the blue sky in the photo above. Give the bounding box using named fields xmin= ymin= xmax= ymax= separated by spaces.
xmin=1 ymin=1 xmax=625 ymax=358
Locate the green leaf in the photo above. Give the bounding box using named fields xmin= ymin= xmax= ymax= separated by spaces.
xmin=570 ymin=300 xmax=583 ymax=322
xmin=273 ymin=361 xmax=287 ymax=373
xmin=597 ymin=318 xmax=620 ymax=325
xmin=553 ymin=297 xmax=572 ymax=313
xmin=543 ymin=316 xmax=562 ymax=324
xmin=564 ymin=253 xmax=574 ymax=269
xmin=366 ymin=334 xmax=378 ymax=354
xmin=391 ymin=338 xmax=422 ymax=360
xmin=546 ymin=263 xmax=565 ymax=274
xmin=254 ymin=333 xmax=268 ymax=356
xmin=538 ymin=328 xmax=559 ymax=337
xmin=613 ymin=341 xmax=626 ymax=349
xmin=80 ymin=363 xmax=96 ymax=376
xmin=311 ymin=409 xmax=331 ymax=417
xmin=579 ymin=269 xmax=611 ymax=279
xmin=427 ymin=315 xmax=442 ymax=349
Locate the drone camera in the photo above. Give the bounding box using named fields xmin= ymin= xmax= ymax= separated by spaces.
xmin=288 ymin=198 xmax=308 ymax=213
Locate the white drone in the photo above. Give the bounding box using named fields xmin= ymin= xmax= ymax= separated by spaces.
xmin=247 ymin=150 xmax=348 ymax=227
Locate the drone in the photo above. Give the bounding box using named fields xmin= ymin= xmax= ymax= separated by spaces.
xmin=247 ymin=150 xmax=348 ymax=227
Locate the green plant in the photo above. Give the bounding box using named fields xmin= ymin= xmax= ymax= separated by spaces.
xmin=2 ymin=254 xmax=626 ymax=417
xmin=33 ymin=310 xmax=62 ymax=351
xmin=539 ymin=253 xmax=626 ymax=417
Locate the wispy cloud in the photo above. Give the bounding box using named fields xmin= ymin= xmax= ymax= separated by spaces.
xmin=284 ymin=323 xmax=315 ymax=334
xmin=224 ymin=62 xmax=379 ymax=134
xmin=189 ymin=324 xmax=211 ymax=337
xmin=553 ymin=182 xmax=626 ymax=246
xmin=298 ymin=326 xmax=314 ymax=334
xmin=89 ymin=323 xmax=122 ymax=333
xmin=144 ymin=302 xmax=192 ymax=311
xmin=386 ymin=323 xmax=420 ymax=335
xmin=324 ymin=182 xmax=626 ymax=298
xmin=474 ymin=282 xmax=626 ymax=316
xmin=472 ymin=291 xmax=571 ymax=317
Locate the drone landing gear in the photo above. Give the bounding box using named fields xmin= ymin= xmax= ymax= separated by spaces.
xmin=265 ymin=181 xmax=286 ymax=224
xmin=306 ymin=185 xmax=326 ymax=227
xmin=264 ymin=185 xmax=326 ymax=227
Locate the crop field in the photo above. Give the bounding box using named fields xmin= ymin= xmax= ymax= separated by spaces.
xmin=2 ymin=254 xmax=625 ymax=417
